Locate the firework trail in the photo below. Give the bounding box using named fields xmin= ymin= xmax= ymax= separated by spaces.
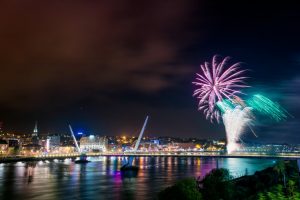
xmin=193 ymin=55 xmax=249 ymax=122
xmin=192 ymin=56 xmax=290 ymax=154
xmin=216 ymin=99 xmax=235 ymax=113
xmin=221 ymin=105 xmax=253 ymax=154
xmin=246 ymin=94 xmax=289 ymax=122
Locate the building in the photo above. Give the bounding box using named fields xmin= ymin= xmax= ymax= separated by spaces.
xmin=58 ymin=146 xmax=75 ymax=154
xmin=79 ymin=135 xmax=107 ymax=152
xmin=46 ymin=135 xmax=61 ymax=152
xmin=21 ymin=144 xmax=41 ymax=155
xmin=7 ymin=139 xmax=19 ymax=147
xmin=20 ymin=134 xmax=33 ymax=146
xmin=32 ymin=121 xmax=39 ymax=145
xmin=0 ymin=139 xmax=8 ymax=154
xmin=176 ymin=142 xmax=198 ymax=151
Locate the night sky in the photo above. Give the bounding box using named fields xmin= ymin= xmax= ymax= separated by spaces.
xmin=0 ymin=1 xmax=299 ymax=143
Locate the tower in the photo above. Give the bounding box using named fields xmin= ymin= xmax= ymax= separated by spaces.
xmin=32 ymin=121 xmax=39 ymax=145
xmin=32 ymin=121 xmax=38 ymax=137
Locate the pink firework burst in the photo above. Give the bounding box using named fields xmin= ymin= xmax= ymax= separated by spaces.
xmin=192 ymin=55 xmax=249 ymax=122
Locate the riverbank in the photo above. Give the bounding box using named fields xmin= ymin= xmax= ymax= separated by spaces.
xmin=158 ymin=160 xmax=300 ymax=200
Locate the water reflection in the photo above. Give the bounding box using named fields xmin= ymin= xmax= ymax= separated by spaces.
xmin=0 ymin=157 xmax=275 ymax=200
xmin=121 ymin=170 xmax=138 ymax=179
xmin=25 ymin=162 xmax=37 ymax=183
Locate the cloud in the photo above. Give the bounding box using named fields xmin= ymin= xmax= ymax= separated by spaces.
xmin=0 ymin=1 xmax=199 ymax=110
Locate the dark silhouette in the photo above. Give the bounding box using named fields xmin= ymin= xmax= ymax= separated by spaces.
xmin=158 ymin=178 xmax=202 ymax=200
xmin=159 ymin=160 xmax=300 ymax=200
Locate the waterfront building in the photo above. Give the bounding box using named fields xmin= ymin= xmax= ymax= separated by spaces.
xmin=79 ymin=135 xmax=107 ymax=152
xmin=58 ymin=146 xmax=75 ymax=154
xmin=176 ymin=142 xmax=197 ymax=151
xmin=0 ymin=139 xmax=8 ymax=154
xmin=21 ymin=144 xmax=41 ymax=155
xmin=46 ymin=135 xmax=61 ymax=152
xmin=6 ymin=138 xmax=20 ymax=147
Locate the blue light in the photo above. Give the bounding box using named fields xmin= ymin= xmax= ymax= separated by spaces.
xmin=78 ymin=132 xmax=83 ymax=135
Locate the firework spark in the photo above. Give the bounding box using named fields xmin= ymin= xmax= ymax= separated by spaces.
xmin=216 ymin=99 xmax=235 ymax=113
xmin=193 ymin=55 xmax=249 ymax=122
xmin=222 ymin=106 xmax=253 ymax=154
xmin=246 ymin=94 xmax=289 ymax=122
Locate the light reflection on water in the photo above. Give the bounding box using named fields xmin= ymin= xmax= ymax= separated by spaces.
xmin=0 ymin=157 xmax=275 ymax=200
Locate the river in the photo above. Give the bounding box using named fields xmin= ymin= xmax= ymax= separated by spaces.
xmin=0 ymin=156 xmax=276 ymax=200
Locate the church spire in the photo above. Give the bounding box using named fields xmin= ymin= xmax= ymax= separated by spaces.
xmin=33 ymin=121 xmax=38 ymax=137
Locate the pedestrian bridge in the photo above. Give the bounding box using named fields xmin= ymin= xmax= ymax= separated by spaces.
xmin=1 ymin=151 xmax=300 ymax=163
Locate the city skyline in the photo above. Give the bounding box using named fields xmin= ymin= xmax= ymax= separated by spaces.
xmin=0 ymin=1 xmax=299 ymax=144
xmin=0 ymin=2 xmax=300 ymax=200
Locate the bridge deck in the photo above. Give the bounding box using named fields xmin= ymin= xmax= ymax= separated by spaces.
xmin=1 ymin=152 xmax=300 ymax=163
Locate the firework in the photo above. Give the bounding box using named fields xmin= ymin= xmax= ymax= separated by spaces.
xmin=193 ymin=55 xmax=249 ymax=122
xmin=216 ymin=99 xmax=235 ymax=113
xmin=222 ymin=106 xmax=253 ymax=154
xmin=246 ymin=94 xmax=288 ymax=122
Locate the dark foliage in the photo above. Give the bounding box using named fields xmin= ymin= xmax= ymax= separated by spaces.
xmin=158 ymin=178 xmax=202 ymax=200
xmin=158 ymin=160 xmax=300 ymax=200
xmin=200 ymin=168 xmax=233 ymax=200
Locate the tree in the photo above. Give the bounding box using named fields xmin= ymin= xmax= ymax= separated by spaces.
xmin=201 ymin=168 xmax=233 ymax=200
xmin=273 ymin=160 xmax=286 ymax=187
xmin=158 ymin=178 xmax=202 ymax=200
xmin=257 ymin=183 xmax=300 ymax=200
xmin=287 ymin=180 xmax=295 ymax=197
xmin=258 ymin=192 xmax=267 ymax=200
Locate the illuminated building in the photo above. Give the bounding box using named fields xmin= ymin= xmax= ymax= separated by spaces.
xmin=58 ymin=146 xmax=75 ymax=154
xmin=31 ymin=121 xmax=39 ymax=145
xmin=79 ymin=135 xmax=107 ymax=152
xmin=46 ymin=135 xmax=61 ymax=152
xmin=0 ymin=139 xmax=8 ymax=154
